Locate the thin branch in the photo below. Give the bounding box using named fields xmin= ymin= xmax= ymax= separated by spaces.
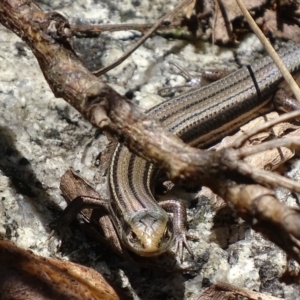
xmin=71 ymin=22 xmax=175 ymax=35
xmin=92 ymin=0 xmax=194 ymax=76
xmin=238 ymin=136 xmax=300 ymax=158
xmin=235 ymin=0 xmax=300 ymax=102
xmin=233 ymin=110 xmax=300 ymax=148
xmin=235 ymin=159 xmax=300 ymax=193
xmin=3 ymin=0 xmax=300 ymax=264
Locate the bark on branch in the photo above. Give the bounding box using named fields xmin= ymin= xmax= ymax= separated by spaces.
xmin=2 ymin=0 xmax=300 ymax=264
xmin=0 ymin=0 xmax=211 ymax=184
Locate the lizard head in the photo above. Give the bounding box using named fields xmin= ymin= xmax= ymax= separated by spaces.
xmin=122 ymin=210 xmax=173 ymax=256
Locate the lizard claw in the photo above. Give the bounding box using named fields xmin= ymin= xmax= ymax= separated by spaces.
xmin=173 ymin=231 xmax=198 ymax=263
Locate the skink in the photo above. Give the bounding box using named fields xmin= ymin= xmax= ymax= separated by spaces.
xmin=109 ymin=44 xmax=300 ymax=259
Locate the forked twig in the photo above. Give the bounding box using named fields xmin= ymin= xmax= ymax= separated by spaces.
xmin=2 ymin=0 xmax=300 ymax=265
xmin=92 ymin=0 xmax=194 ymax=76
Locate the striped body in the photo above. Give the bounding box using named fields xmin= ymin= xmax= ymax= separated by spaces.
xmin=109 ymin=45 xmax=300 ymax=257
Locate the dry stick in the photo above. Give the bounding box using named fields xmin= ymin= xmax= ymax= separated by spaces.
xmin=2 ymin=0 xmax=300 ymax=262
xmin=0 ymin=0 xmax=209 ymax=188
xmin=211 ymin=145 xmax=300 ymax=194
xmin=227 ymin=113 xmax=300 ymax=195
xmin=235 ymin=0 xmax=300 ymax=103
xmin=233 ymin=110 xmax=300 ymax=148
xmin=232 ymin=1 xmax=300 ymax=198
xmin=71 ymin=23 xmax=167 ymax=35
xmin=236 ymin=159 xmax=300 ymax=193
xmin=238 ymin=136 xmax=300 ymax=158
xmin=92 ymin=0 xmax=194 ymax=76
xmin=71 ymin=18 xmax=182 ymax=36
xmin=232 ymin=1 xmax=300 ymax=193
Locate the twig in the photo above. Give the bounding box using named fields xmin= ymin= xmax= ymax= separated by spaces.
xmin=233 ymin=110 xmax=300 ymax=148
xmin=71 ymin=22 xmax=176 ymax=35
xmin=238 ymin=136 xmax=300 ymax=158
xmin=235 ymin=0 xmax=300 ymax=103
xmin=92 ymin=0 xmax=194 ymax=76
xmin=2 ymin=0 xmax=300 ymax=263
xmin=235 ymin=159 xmax=300 ymax=193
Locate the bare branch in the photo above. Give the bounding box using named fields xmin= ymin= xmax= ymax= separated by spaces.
xmin=233 ymin=110 xmax=300 ymax=148
xmin=2 ymin=0 xmax=300 ymax=264
xmin=92 ymin=0 xmax=194 ymax=76
xmin=238 ymin=136 xmax=300 ymax=158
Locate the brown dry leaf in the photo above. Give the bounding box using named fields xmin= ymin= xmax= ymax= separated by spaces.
xmin=213 ymin=0 xmax=300 ymax=43
xmin=183 ymin=0 xmax=197 ymax=19
xmin=200 ymin=186 xmax=226 ymax=211
xmin=199 ymin=112 xmax=300 ymax=208
xmin=197 ymin=282 xmax=282 ymax=300
xmin=263 ymin=10 xmax=300 ymax=42
xmin=218 ymin=0 xmax=266 ymax=23
xmin=214 ymin=0 xmax=266 ymax=43
xmin=0 ymin=239 xmax=121 ymax=300
xmin=212 ymin=112 xmax=299 ymax=170
xmin=59 ymin=169 xmax=126 ymax=257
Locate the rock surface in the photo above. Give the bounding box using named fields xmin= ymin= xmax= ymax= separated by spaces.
xmin=0 ymin=0 xmax=299 ymax=299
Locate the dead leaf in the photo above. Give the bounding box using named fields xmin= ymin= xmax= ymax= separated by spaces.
xmin=197 ymin=282 xmax=282 ymax=300
xmin=214 ymin=0 xmax=267 ymax=43
xmin=199 ymin=112 xmax=300 ymax=208
xmin=263 ymin=10 xmax=300 ymax=42
xmin=212 ymin=112 xmax=299 ymax=170
xmin=0 ymin=239 xmax=122 ymax=300
xmin=183 ymin=0 xmax=197 ymax=19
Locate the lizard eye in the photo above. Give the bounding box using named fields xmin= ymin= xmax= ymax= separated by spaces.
xmin=128 ymin=231 xmax=137 ymax=242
